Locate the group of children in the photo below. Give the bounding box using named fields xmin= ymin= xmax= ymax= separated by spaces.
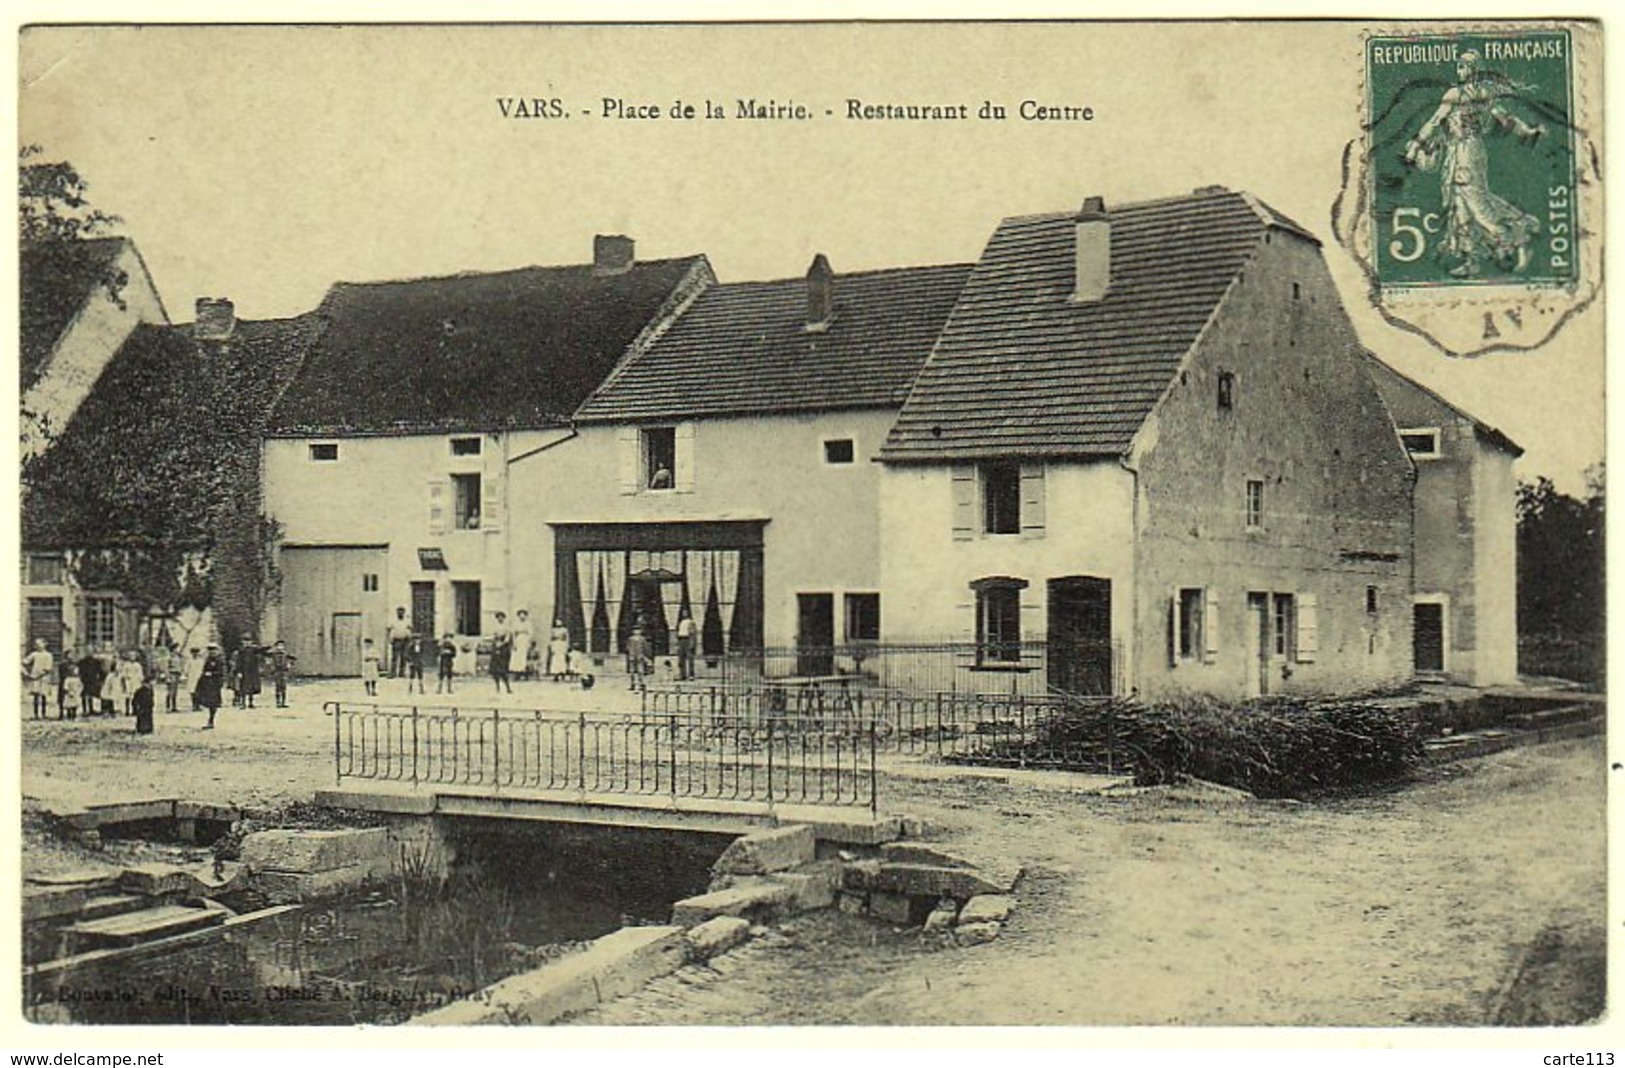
xmin=359 ymin=617 xmax=595 ymax=698
xmin=21 ymin=636 xmax=299 ymax=732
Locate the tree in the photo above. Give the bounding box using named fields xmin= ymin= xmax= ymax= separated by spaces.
xmin=19 ymin=144 xmax=122 ymax=247
xmin=1516 ymin=467 xmax=1604 ymax=684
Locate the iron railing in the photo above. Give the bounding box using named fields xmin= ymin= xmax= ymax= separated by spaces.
xmin=638 ymin=685 xmax=1128 ymax=770
xmin=328 ymin=702 xmax=878 ymax=811
xmin=716 ymin=639 xmax=1124 ymax=697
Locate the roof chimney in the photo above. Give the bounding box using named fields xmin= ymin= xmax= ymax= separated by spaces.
xmin=1073 ymin=197 xmax=1111 ymax=303
xmin=806 ymin=253 xmax=834 ymax=331
xmin=593 ymin=234 xmax=635 ymax=276
xmin=194 ymin=297 xmax=236 ymax=341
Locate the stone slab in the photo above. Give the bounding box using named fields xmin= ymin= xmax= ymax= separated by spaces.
xmin=25 ymin=869 xmax=119 ymax=890
xmin=713 ymin=825 xmax=815 ymax=876
xmin=670 ymin=882 xmax=795 ymax=927
xmin=118 ymin=863 xmax=206 ymax=898
xmin=772 ymin=807 xmax=901 ymax=846
xmin=23 ymin=886 xmax=87 ymax=923
xmin=69 ymin=904 xmax=225 ymax=947
xmin=174 ymin=801 xmax=242 ymax=823
xmin=954 ymin=921 xmax=1001 ymax=947
xmin=86 ymin=799 xmax=177 ymax=826
xmin=79 ymin=894 xmax=148 ymax=922
xmin=683 ymin=916 xmax=752 ymax=961
xmin=868 ymin=890 xmax=913 ymax=925
xmin=240 ymin=828 xmax=393 ymax=878
xmin=313 ymin=788 xmax=437 ymax=816
xmin=958 ymin=894 xmax=1013 ymax=926
xmin=255 ymin=863 xmax=382 ymax=904
xmin=869 ymin=862 xmax=1021 ymax=900
xmin=412 ymin=925 xmax=687 ymax=1026
xmin=878 ymin=842 xmax=977 ymax=869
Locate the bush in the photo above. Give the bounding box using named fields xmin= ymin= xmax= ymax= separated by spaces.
xmin=987 ymin=695 xmax=1428 ymax=799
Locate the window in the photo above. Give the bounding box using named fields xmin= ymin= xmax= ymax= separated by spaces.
xmin=450 ymin=436 xmax=482 ymax=457
xmin=1366 ymin=585 xmax=1379 ymax=614
xmin=26 ymin=554 xmax=64 ymax=586
xmin=981 ymin=463 xmax=1021 ymax=535
xmin=362 ymin=573 xmax=380 ymax=593
xmin=85 ymin=596 xmax=118 ymax=646
xmin=972 ymin=577 xmax=1027 ymax=665
xmin=309 ymin=442 xmax=339 ymax=462
xmin=453 ymin=581 xmax=482 ymax=636
xmin=1246 ymin=480 xmax=1264 ymax=529
xmin=1178 ymin=588 xmax=1205 ymax=660
xmin=452 ymin=473 xmax=481 ymax=529
xmin=844 ymin=593 xmax=880 ymax=642
xmin=824 ymin=439 xmax=855 ymax=465
xmin=1292 ymin=282 xmax=1301 ymax=300
xmin=1399 ymin=428 xmax=1441 ymax=459
xmin=1218 ymin=371 xmax=1235 ymax=410
xmin=1272 ymin=593 xmax=1295 ymax=658
xmin=642 ymin=427 xmax=677 ymax=490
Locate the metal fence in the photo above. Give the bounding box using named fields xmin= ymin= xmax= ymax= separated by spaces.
xmin=328 ymin=702 xmax=877 ymax=811
xmin=639 ymin=686 xmax=1132 ymax=771
xmin=715 ymin=640 xmax=1124 ymax=698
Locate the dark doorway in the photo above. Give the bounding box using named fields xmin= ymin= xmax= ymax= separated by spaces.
xmin=624 ymin=576 xmax=671 ymax=655
xmin=411 ymin=582 xmax=436 ymax=640
xmin=1046 ymin=577 xmax=1112 ymax=695
xmin=797 ymin=593 xmax=835 ymax=675
xmin=1414 ymin=602 xmax=1445 ymax=673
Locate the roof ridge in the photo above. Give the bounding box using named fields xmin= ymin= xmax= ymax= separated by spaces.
xmin=1362 ymin=350 xmax=1522 ymax=455
xmin=707 ymin=261 xmax=975 ymax=289
xmin=325 ymin=254 xmax=706 ymax=293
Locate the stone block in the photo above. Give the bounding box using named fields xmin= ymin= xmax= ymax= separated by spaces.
xmin=867 ymin=890 xmax=913 ymax=925
xmin=954 ymin=921 xmax=1001 ymax=947
xmin=412 ymin=925 xmax=687 ymax=1026
xmin=841 ymin=858 xmax=880 ymax=891
xmin=713 ymin=825 xmax=815 ymax=876
xmin=23 ymin=886 xmax=87 ymax=923
xmin=837 ymin=891 xmax=868 ymax=916
xmin=683 ymin=916 xmax=752 ymax=961
xmin=923 ymin=903 xmax=958 ymax=933
xmin=958 ymin=894 xmax=1013 ymax=926
xmin=240 ymin=828 xmax=393 ymax=879
xmin=173 ymin=801 xmax=241 ymax=823
xmin=254 ymin=862 xmax=379 ymax=904
xmin=879 ymin=842 xmax=976 ymax=869
xmin=769 ymin=867 xmax=837 ymax=912
xmin=119 ymin=863 xmax=205 ymax=898
xmin=670 ymin=881 xmax=795 ymax=927
xmin=869 ymin=861 xmax=1022 ymax=900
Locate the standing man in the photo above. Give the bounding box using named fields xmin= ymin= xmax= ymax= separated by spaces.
xmin=489 ymin=611 xmax=513 ymax=695
xmin=674 ymin=609 xmax=697 ymax=682
xmin=387 ymin=607 xmax=410 ymax=678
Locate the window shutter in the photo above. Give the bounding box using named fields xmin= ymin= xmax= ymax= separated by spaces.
xmin=482 ymin=473 xmax=504 ymax=534
xmin=1019 ymin=464 xmax=1046 ymax=537
xmin=1297 ymin=592 xmax=1318 ymax=662
xmin=1203 ymin=591 xmax=1220 ymax=663
xmin=617 ymin=427 xmax=639 ymax=495
xmin=675 ymin=423 xmax=696 ymax=493
xmin=428 ymin=476 xmax=449 ymax=535
xmin=1169 ymin=589 xmax=1181 ymax=668
xmin=951 ymin=466 xmax=976 ymax=540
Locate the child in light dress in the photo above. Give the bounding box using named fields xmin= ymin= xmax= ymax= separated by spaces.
xmin=361 ymin=638 xmax=381 ymax=696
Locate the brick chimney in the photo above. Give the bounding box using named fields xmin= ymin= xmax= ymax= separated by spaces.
xmin=593 ymin=234 xmax=635 ymax=276
xmin=194 ymin=297 xmax=236 ymax=340
xmin=1072 ymin=196 xmax=1111 ymax=303
xmin=806 ymin=254 xmax=834 ymax=331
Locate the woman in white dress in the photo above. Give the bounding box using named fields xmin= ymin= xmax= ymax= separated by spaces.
xmin=509 ymin=609 xmax=533 ymax=680
xmin=546 ymin=619 xmax=571 ymax=681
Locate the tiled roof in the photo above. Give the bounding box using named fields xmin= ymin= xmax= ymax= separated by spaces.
xmin=1363 ymin=351 xmax=1523 ymax=457
xmin=575 ymin=262 xmax=973 ymax=422
xmin=268 ymin=257 xmax=708 ymax=435
xmin=22 ymin=316 xmax=322 ymax=551
xmin=880 ymin=188 xmax=1300 ymax=462
xmin=20 ymin=237 xmax=130 ymax=389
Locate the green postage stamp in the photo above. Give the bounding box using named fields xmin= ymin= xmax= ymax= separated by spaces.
xmin=1366 ymin=30 xmax=1576 ymax=290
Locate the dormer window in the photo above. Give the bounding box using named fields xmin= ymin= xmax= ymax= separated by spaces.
xmin=1400 ymin=428 xmax=1441 ymax=459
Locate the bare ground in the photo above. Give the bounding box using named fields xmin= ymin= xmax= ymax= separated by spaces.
xmin=18 ymin=684 xmax=1608 ymax=1026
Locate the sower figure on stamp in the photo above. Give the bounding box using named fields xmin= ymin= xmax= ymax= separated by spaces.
xmin=1404 ymin=49 xmax=1547 ymax=277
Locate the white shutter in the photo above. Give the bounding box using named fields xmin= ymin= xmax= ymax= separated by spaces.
xmin=1203 ymin=591 xmax=1220 ymax=663
xmin=1169 ymin=589 xmax=1182 ymax=668
xmin=1019 ymin=464 xmax=1046 ymax=537
xmin=428 ymin=476 xmax=449 ymax=535
xmin=951 ymin=466 xmax=976 ymax=540
xmin=1296 ymin=592 xmax=1318 ymax=662
xmin=675 ymin=423 xmax=696 ymax=493
xmin=617 ymin=427 xmax=639 ymax=494
xmin=482 ymin=473 xmax=504 ymax=534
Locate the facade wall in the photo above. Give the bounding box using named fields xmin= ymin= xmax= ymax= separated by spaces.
xmin=21 ymin=244 xmax=167 ymax=459
xmin=262 ymin=428 xmax=559 ymax=664
xmin=506 ymin=410 xmax=898 ymax=650
xmin=1472 ymin=438 xmax=1519 ymax=684
xmin=1130 ymin=233 xmax=1415 ymax=699
xmin=876 ymin=461 xmax=1138 ymax=695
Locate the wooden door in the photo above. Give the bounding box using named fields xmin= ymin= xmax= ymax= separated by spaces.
xmin=1047 ymin=577 xmax=1112 ymax=695
xmin=796 ymin=593 xmax=835 ymax=675
xmin=1414 ymin=603 xmax=1445 ymax=673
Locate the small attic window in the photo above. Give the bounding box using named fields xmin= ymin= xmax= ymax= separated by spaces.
xmin=450 ymin=436 xmax=482 ymax=457
xmin=1400 ymin=428 xmax=1441 ymax=459
xmin=309 ymin=442 xmax=339 ymax=462
xmin=1217 ymin=372 xmax=1236 ymax=411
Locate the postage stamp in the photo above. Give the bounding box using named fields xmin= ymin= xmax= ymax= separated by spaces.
xmin=1366 ymin=30 xmax=1575 ymax=290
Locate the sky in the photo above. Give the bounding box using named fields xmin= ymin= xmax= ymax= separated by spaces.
xmin=17 ymin=21 xmax=1605 ymax=492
